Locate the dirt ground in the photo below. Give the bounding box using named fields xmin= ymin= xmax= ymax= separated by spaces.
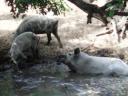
xmin=0 ymin=0 xmax=128 ymax=65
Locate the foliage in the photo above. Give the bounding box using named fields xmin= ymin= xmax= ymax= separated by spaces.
xmin=106 ymin=0 xmax=125 ymax=17
xmin=5 ymin=0 xmax=69 ymax=18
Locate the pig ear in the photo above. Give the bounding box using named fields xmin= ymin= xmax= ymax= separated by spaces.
xmin=74 ymin=48 xmax=80 ymax=55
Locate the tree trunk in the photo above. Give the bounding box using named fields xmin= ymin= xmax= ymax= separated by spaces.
xmin=68 ymin=0 xmax=108 ymax=25
xmin=68 ymin=0 xmax=128 ymax=25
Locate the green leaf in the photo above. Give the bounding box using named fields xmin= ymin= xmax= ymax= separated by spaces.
xmin=6 ymin=0 xmax=69 ymax=17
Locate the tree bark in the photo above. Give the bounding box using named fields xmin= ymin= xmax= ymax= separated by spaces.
xmin=68 ymin=0 xmax=128 ymax=25
xmin=68 ymin=0 xmax=108 ymax=25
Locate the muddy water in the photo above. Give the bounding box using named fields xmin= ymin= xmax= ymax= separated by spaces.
xmin=1 ymin=64 xmax=128 ymax=96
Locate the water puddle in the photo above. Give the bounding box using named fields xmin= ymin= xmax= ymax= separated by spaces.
xmin=0 ymin=65 xmax=128 ymax=96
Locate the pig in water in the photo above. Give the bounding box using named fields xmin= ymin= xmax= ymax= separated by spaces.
xmin=10 ymin=32 xmax=40 ymax=71
xmin=14 ymin=15 xmax=63 ymax=48
xmin=61 ymin=48 xmax=128 ymax=76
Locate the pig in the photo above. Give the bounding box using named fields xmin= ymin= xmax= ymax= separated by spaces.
xmin=14 ymin=15 xmax=63 ymax=48
xmin=10 ymin=32 xmax=40 ymax=71
xmin=61 ymin=48 xmax=128 ymax=76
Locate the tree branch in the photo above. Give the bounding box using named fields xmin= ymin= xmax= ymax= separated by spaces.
xmin=68 ymin=0 xmax=128 ymax=25
xmin=68 ymin=0 xmax=108 ymax=25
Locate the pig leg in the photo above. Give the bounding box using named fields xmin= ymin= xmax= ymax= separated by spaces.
xmin=52 ymin=32 xmax=63 ymax=48
xmin=35 ymin=49 xmax=40 ymax=59
xmin=11 ymin=60 xmax=20 ymax=72
xmin=46 ymin=33 xmax=52 ymax=45
xmin=12 ymin=58 xmax=25 ymax=73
